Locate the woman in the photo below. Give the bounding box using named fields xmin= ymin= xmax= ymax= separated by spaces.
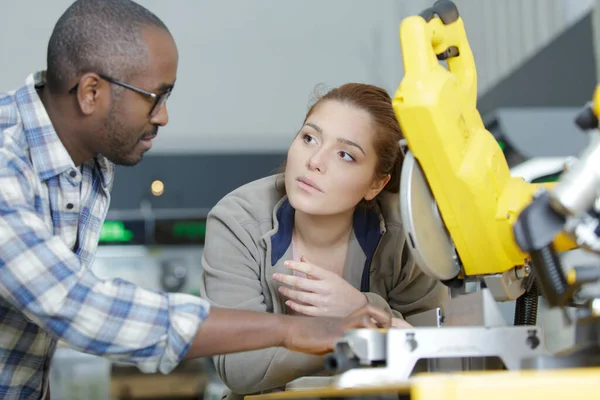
xmin=199 ymin=83 xmax=448 ymax=399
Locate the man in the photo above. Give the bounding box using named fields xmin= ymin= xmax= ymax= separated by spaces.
xmin=0 ymin=0 xmax=390 ymax=398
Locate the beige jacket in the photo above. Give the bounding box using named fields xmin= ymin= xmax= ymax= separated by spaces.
xmin=199 ymin=174 xmax=447 ymax=400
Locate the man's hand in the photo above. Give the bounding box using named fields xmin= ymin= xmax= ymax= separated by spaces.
xmin=391 ymin=317 xmax=413 ymax=329
xmin=272 ymin=257 xmax=368 ymax=317
xmin=281 ymin=304 xmax=392 ymax=354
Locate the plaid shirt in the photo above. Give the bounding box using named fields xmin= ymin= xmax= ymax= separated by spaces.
xmin=0 ymin=72 xmax=210 ymax=399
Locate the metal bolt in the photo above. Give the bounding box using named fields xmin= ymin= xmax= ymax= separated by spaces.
xmin=526 ymin=330 xmax=540 ymax=350
xmin=405 ymin=333 xmax=418 ymax=352
xmin=515 ymin=265 xmax=530 ymax=279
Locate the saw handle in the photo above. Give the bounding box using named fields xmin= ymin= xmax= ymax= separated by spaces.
xmin=419 ymin=0 xmax=460 ymax=26
xmin=400 ymin=0 xmax=477 ymax=108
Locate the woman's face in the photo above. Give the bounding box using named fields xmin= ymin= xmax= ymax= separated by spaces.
xmin=285 ymin=100 xmax=389 ymax=216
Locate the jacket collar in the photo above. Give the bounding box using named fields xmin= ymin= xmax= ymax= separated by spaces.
xmin=269 ymin=198 xmax=385 ymax=266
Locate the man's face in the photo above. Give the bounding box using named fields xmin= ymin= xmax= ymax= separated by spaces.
xmin=102 ymin=28 xmax=178 ymax=166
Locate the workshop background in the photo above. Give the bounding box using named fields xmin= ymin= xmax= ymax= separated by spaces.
xmin=1 ymin=0 xmax=599 ymax=399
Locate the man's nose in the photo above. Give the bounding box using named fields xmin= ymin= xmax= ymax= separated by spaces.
xmin=150 ymin=104 xmax=169 ymax=126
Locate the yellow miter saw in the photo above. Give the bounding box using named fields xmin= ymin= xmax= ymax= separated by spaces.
xmin=313 ymin=0 xmax=600 ymax=389
xmin=395 ymin=0 xmax=573 ymax=294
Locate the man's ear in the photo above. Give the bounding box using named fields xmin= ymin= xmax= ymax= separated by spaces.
xmin=365 ymin=174 xmax=391 ymax=201
xmin=74 ymin=73 xmax=105 ymax=116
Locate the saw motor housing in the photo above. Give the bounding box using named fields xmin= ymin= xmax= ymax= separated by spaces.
xmin=393 ymin=1 xmax=574 ymax=298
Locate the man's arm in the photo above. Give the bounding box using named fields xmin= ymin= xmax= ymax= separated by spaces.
xmin=185 ymin=308 xmax=288 ymax=358
xmin=185 ymin=305 xmax=390 ymax=359
xmin=0 ymin=156 xmax=206 ymax=374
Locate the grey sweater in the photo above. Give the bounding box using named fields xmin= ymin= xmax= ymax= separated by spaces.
xmin=199 ymin=174 xmax=448 ymax=400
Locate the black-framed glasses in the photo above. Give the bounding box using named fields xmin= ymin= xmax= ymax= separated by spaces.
xmin=69 ymin=74 xmax=173 ymax=118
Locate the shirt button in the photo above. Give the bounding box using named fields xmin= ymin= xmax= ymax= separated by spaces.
xmin=66 ymin=203 xmax=74 ymax=210
xmin=69 ymin=170 xmax=77 ymax=178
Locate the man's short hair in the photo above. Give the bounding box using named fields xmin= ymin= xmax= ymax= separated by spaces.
xmin=46 ymin=0 xmax=170 ymax=92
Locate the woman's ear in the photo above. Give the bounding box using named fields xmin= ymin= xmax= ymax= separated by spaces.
xmin=364 ymin=174 xmax=391 ymax=201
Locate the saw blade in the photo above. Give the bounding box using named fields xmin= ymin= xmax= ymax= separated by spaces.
xmin=399 ymin=151 xmax=461 ymax=281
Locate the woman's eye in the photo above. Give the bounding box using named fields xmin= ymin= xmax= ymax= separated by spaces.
xmin=302 ymin=134 xmax=317 ymax=144
xmin=339 ymin=151 xmax=355 ymax=162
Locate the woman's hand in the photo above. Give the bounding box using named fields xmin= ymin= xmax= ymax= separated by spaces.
xmin=272 ymin=257 xmax=368 ymax=317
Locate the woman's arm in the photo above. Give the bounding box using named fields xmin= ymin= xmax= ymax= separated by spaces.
xmin=199 ymin=201 xmax=325 ymax=394
xmin=365 ymin=232 xmax=449 ymax=321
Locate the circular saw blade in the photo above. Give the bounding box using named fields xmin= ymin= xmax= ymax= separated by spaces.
xmin=399 ymin=151 xmax=461 ymax=281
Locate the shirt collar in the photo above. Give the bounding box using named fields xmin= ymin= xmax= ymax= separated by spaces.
xmin=15 ymin=71 xmax=113 ymax=188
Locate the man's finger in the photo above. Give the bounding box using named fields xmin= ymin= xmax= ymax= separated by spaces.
xmin=391 ymin=317 xmax=413 ymax=329
xmin=345 ymin=315 xmax=378 ymax=330
xmin=279 ymin=286 xmax=320 ymax=306
xmin=347 ymin=305 xmax=391 ymax=328
xmin=272 ymin=273 xmax=321 ymax=292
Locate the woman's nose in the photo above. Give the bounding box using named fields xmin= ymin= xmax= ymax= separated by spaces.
xmin=307 ymin=151 xmax=325 ymax=173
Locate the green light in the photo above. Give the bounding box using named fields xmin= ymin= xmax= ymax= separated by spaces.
xmin=99 ymin=221 xmax=134 ymax=243
xmin=497 ymin=140 xmax=506 ymax=151
xmin=532 ymin=174 xmax=561 ymax=183
xmin=172 ymin=221 xmax=206 ymax=240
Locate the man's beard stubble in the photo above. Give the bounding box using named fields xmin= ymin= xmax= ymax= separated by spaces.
xmin=103 ymin=112 xmax=155 ymax=167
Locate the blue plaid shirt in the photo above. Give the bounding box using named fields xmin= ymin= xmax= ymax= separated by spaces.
xmin=0 ymin=72 xmax=210 ymax=399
